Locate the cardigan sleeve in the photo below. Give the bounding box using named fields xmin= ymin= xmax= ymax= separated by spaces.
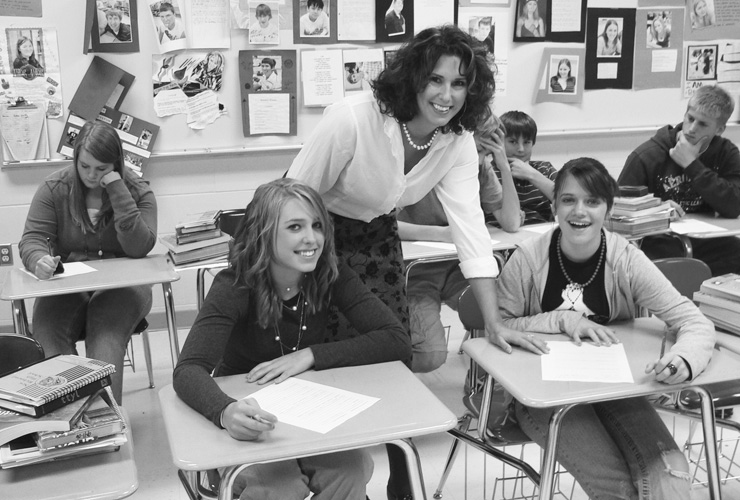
xmin=19 ymin=181 xmax=60 ymax=273
xmin=107 ymin=175 xmax=158 ymax=257
xmin=310 ymin=264 xmax=411 ymax=369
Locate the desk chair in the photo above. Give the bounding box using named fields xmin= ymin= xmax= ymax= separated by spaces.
xmin=196 ymin=209 xmax=246 ymax=309
xmin=434 ymin=286 xmax=573 ymax=500
xmin=651 ymin=257 xmax=740 ymax=485
xmin=0 ymin=333 xmax=44 ymax=376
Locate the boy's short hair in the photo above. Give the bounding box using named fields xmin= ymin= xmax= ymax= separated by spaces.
xmin=159 ymin=2 xmax=175 ymax=14
xmin=261 ymin=57 xmax=276 ymax=68
xmin=106 ymin=9 xmax=123 ymax=20
xmin=255 ymin=3 xmax=272 ymax=18
xmin=478 ymin=17 xmax=492 ymax=27
xmin=500 ymin=110 xmax=538 ymax=145
xmin=307 ymin=0 xmax=324 ymax=9
xmin=690 ymin=85 xmax=735 ymax=126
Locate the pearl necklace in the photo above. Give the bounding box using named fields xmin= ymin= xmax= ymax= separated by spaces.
xmin=556 ymin=231 xmax=606 ymax=309
xmin=402 ymin=122 xmax=439 ymax=151
xmin=274 ymin=291 xmax=307 ymax=354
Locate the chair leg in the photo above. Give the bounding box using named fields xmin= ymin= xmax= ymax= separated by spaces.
xmin=433 ymin=414 xmax=474 ymax=499
xmin=457 ymin=329 xmax=471 ymax=355
xmin=141 ymin=330 xmax=155 ymax=389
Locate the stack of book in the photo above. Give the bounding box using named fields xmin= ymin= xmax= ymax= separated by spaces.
xmin=693 ymin=274 xmax=740 ymax=336
xmin=160 ymin=232 xmax=231 ymax=265
xmin=606 ymin=194 xmax=673 ymax=236
xmin=175 ymin=210 xmax=223 ymax=245
xmin=0 ymin=356 xmax=127 ymax=468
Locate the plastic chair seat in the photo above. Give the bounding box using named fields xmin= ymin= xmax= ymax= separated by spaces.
xmin=0 ymin=333 xmax=45 ymax=377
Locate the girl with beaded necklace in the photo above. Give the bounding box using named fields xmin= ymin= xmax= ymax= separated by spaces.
xmin=495 ymin=157 xmax=714 ymax=500
xmin=173 ymin=178 xmax=410 ymax=500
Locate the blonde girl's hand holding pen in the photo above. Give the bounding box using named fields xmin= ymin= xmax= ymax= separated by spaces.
xmin=221 ymin=397 xmax=277 ymax=441
xmin=34 ymin=238 xmax=63 ymax=280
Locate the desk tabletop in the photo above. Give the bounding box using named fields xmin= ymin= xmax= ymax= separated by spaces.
xmin=671 ymin=212 xmax=740 ymax=239
xmin=1 ymin=255 xmax=180 ymax=301
xmin=0 ymin=408 xmax=137 ymax=500
xmin=464 ymin=317 xmax=740 ymax=408
xmin=158 ymin=361 xmax=457 ymax=471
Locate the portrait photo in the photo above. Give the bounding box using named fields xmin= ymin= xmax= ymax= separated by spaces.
xmin=514 ymin=0 xmax=546 ymax=40
xmin=138 ymin=129 xmax=153 ymax=149
xmin=249 ymin=1 xmax=280 ymax=44
xmin=117 ymin=113 xmax=133 ymax=132
xmin=384 ymin=0 xmax=405 ymax=37
xmin=151 ymin=0 xmax=187 ymax=44
xmin=6 ymin=28 xmax=45 ymax=80
xmin=252 ymin=54 xmax=282 ymax=91
xmin=646 ymin=11 xmax=671 ymax=49
xmin=469 ymin=16 xmax=494 ymax=55
xmin=98 ymin=0 xmax=133 ymax=44
xmin=595 ymin=17 xmax=623 ymax=58
xmin=548 ymin=55 xmax=578 ymax=94
xmin=687 ymin=44 xmax=718 ymax=81
xmin=690 ymin=0 xmax=715 ymax=31
xmin=299 ymin=0 xmax=330 ymax=37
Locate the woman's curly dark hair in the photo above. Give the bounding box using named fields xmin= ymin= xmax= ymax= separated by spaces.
xmin=371 ymin=24 xmax=495 ymax=135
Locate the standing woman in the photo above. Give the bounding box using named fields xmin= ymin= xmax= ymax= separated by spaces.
xmin=287 ymin=24 xmax=530 ymax=499
xmin=496 ymin=158 xmax=714 ymax=500
xmin=549 ymin=58 xmax=575 ymax=93
xmin=19 ymin=121 xmax=157 ymax=403
xmin=597 ymin=19 xmax=622 ymax=56
xmin=516 ymin=0 xmax=546 ymax=38
xmin=174 ymin=179 xmax=409 ymax=500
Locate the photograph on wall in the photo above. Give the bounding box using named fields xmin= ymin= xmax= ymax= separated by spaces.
xmin=687 ymin=44 xmax=718 ymax=81
xmin=249 ymin=1 xmax=280 ymax=44
xmin=534 ymin=47 xmax=584 ymax=103
xmin=689 ymin=0 xmax=715 ymax=31
xmin=548 ymin=55 xmax=578 ymax=94
xmin=239 ymin=49 xmax=297 ymax=136
xmin=585 ymin=8 xmax=635 ymax=90
xmin=90 ymin=0 xmax=140 ymax=53
xmin=153 ymin=50 xmax=224 ymax=99
xmin=375 ymin=0 xmax=413 ymax=43
xmin=342 ymin=48 xmax=383 ymax=93
xmin=469 ymin=15 xmax=494 ymax=54
xmin=633 ymin=8 xmax=683 ymax=91
xmin=6 ymin=27 xmax=45 ymax=80
xmin=294 ymin=0 xmax=336 ymax=44
xmin=458 ymin=9 xmax=509 ymax=95
xmin=513 ymin=0 xmax=546 ymax=41
xmin=148 ymin=0 xmax=187 ymax=53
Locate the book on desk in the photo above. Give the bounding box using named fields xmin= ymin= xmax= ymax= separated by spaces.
xmin=694 ymin=274 xmax=740 ymax=336
xmin=0 ymin=355 xmax=114 ymax=417
xmin=160 ymin=233 xmax=231 ymax=265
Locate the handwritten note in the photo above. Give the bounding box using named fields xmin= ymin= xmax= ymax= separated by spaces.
xmin=248 ymin=378 xmax=379 ymax=434
xmin=541 ymin=341 xmax=634 ymax=383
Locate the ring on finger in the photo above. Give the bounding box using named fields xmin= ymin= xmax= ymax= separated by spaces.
xmin=666 ymin=363 xmax=678 ymax=376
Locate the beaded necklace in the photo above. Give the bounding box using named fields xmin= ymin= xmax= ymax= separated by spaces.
xmin=273 ymin=291 xmax=307 ymax=354
xmin=556 ymin=231 xmax=606 ymax=310
xmin=401 ymin=122 xmax=439 ymax=151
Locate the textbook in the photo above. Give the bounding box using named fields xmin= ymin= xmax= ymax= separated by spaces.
xmin=175 ymin=210 xmax=222 ymax=233
xmin=605 ymin=212 xmax=671 ymax=236
xmin=0 ymin=355 xmax=114 ymax=417
xmin=0 ymin=395 xmax=92 ymax=447
xmin=613 ymin=195 xmax=662 ymax=211
xmin=176 ymin=227 xmax=223 ymax=245
xmin=160 ymin=233 xmax=230 ymax=265
xmin=619 ymin=185 xmax=649 ymax=197
xmin=699 ymin=274 xmax=740 ymax=302
xmin=0 ymin=431 xmax=126 ymax=469
xmin=611 ymin=202 xmax=673 ymax=219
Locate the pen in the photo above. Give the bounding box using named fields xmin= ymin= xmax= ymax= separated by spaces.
xmin=46 ymin=237 xmax=64 ymax=275
xmin=251 ymin=414 xmax=273 ymax=425
xmin=46 ymin=237 xmax=53 ymax=256
xmin=659 ymin=334 xmax=666 ymax=360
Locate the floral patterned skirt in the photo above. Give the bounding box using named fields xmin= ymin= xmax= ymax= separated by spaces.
xmin=328 ymin=211 xmax=409 ymax=339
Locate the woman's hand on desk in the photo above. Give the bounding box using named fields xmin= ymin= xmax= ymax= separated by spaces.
xmin=246 ymin=348 xmax=315 ymax=385
xmin=222 ymin=398 xmax=277 ymax=440
xmin=569 ymin=318 xmax=620 ymax=347
xmin=486 ymin=324 xmax=549 ymax=355
xmin=645 ymin=354 xmax=689 ymax=384
xmin=34 ymin=255 xmax=62 ymax=280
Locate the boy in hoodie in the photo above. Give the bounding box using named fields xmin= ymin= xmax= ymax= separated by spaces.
xmin=618 ymin=84 xmax=740 ymax=275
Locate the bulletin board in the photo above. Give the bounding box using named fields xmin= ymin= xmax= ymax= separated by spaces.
xmin=1 ymin=0 xmax=737 ymax=164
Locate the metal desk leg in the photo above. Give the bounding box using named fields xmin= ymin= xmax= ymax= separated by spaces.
xmin=197 ymin=268 xmax=207 ymax=311
xmin=539 ymin=404 xmax=576 ymax=500
xmin=161 ymin=282 xmax=180 ymax=367
xmin=389 ymin=438 xmax=428 ymax=500
xmin=691 ymin=386 xmax=722 ymax=499
xmin=672 ymin=234 xmax=693 ymax=258
xmin=11 ymin=299 xmax=29 ymax=336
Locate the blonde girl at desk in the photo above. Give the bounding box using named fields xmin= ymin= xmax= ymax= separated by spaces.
xmin=496 ymin=158 xmax=714 ymax=500
xmin=18 ymin=121 xmax=158 ymax=403
xmin=173 ymin=179 xmax=410 ymax=500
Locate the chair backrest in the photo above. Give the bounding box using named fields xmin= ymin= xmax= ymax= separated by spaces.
xmin=217 ymin=209 xmax=246 ymax=237
xmin=458 ymin=286 xmax=485 ymax=332
xmin=652 ymin=257 xmax=712 ymax=299
xmin=0 ymin=334 xmax=45 ymax=378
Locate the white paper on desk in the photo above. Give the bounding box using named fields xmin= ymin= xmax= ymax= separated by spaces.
xmin=523 ymin=223 xmax=556 ymax=234
xmin=411 ymin=242 xmax=456 ymax=251
xmin=670 ymin=219 xmax=726 ymax=235
xmin=21 ymin=262 xmax=97 ymax=280
xmin=247 ymin=378 xmax=379 ymax=434
xmin=541 ymin=342 xmax=634 ymax=383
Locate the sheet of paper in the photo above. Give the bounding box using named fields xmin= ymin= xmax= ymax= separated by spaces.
xmin=0 ymin=0 xmax=42 ymax=17
xmin=411 ymin=242 xmax=456 ymax=251
xmin=0 ymin=104 xmax=45 ymax=161
xmin=21 ymin=262 xmax=97 ymax=281
xmin=248 ymin=93 xmax=290 ymax=134
xmin=541 ymin=341 xmax=634 ymax=383
xmin=651 ymin=50 xmax=677 ymax=73
xmin=523 ymin=223 xmax=556 ymax=234
xmin=301 ymin=50 xmax=344 ymax=107
xmin=247 ymin=378 xmax=379 ymax=434
xmin=670 ymin=219 xmax=727 ymax=235
xmin=337 ymin=0 xmax=375 ymax=40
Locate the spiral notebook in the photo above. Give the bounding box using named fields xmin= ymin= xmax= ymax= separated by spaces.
xmin=0 ymin=355 xmax=115 ymax=406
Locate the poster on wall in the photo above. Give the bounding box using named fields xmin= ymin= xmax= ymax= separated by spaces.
xmin=375 ymin=0 xmax=413 ymax=43
xmin=684 ymin=0 xmax=740 ymax=41
xmin=457 ymin=8 xmax=509 ymax=96
xmin=584 ymin=8 xmax=635 ymax=90
xmin=342 ymin=48 xmax=383 ymax=94
xmin=87 ymin=0 xmax=140 ymax=54
xmin=147 ymin=0 xmax=230 ymax=54
xmin=238 ymin=49 xmax=297 ymax=136
xmin=294 ymin=0 xmax=336 ymax=44
xmin=632 ymin=8 xmax=684 ymax=90
xmin=512 ymin=0 xmax=586 ymax=43
xmin=534 ymin=47 xmax=584 ymax=103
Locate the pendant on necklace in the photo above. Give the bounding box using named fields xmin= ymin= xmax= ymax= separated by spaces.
xmin=564 ymin=283 xmax=583 ymax=310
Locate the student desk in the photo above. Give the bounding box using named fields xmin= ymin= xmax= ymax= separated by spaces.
xmin=0 ymin=409 xmax=137 ymax=500
xmin=158 ymin=361 xmax=457 ymax=500
xmin=173 ymin=258 xmax=229 ymax=310
xmin=0 ymin=255 xmax=182 ymax=367
xmin=670 ymin=212 xmax=740 ymax=258
xmin=463 ymin=317 xmax=740 ymax=500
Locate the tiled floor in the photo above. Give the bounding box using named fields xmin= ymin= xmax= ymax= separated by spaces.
xmin=116 ymin=306 xmax=740 ymax=500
